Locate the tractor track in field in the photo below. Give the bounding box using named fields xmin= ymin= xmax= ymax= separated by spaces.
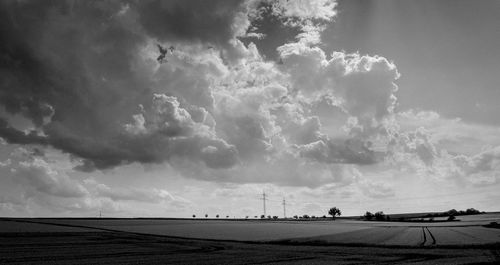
xmin=425 ymin=227 xmax=437 ymax=245
xmin=420 ymin=227 xmax=436 ymax=246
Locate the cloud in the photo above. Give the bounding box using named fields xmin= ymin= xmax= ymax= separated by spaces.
xmin=0 ymin=149 xmax=190 ymax=215
xmin=271 ymin=0 xmax=337 ymax=21
xmin=9 ymin=157 xmax=88 ymax=198
xmin=277 ymin=48 xmax=400 ymax=127
xmin=6 ymin=0 xmax=490 ymax=195
xmin=0 ymin=0 xmax=401 ymax=188
xmin=359 ymin=179 xmax=395 ymax=199
xmin=297 ymin=138 xmax=378 ymax=165
xmin=0 ymin=118 xmax=48 ymax=145
xmin=0 ymin=1 xmax=246 ymax=171
xmin=83 ymin=178 xmax=191 ymax=208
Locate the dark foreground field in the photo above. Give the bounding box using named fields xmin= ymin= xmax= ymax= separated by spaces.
xmin=1 ymin=219 xmax=499 ymax=264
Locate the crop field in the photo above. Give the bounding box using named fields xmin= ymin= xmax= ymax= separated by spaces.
xmin=26 ymin=219 xmax=373 ymax=241
xmin=1 ymin=216 xmax=500 ymax=264
xmin=13 ymin=213 xmax=499 ymax=246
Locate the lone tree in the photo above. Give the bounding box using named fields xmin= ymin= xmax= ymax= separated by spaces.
xmin=374 ymin=211 xmax=385 ymax=221
xmin=205 ymin=214 xmax=208 ymax=218
xmin=364 ymin=211 xmax=374 ymax=221
xmin=192 ymin=214 xmax=196 ymax=218
xmin=328 ymin=207 xmax=341 ymax=220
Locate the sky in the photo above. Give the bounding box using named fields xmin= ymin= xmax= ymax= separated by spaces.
xmin=1 ymin=0 xmax=500 ymax=218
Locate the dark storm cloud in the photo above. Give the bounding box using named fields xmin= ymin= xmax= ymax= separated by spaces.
xmin=0 ymin=0 xmax=240 ymax=171
xmin=0 ymin=118 xmax=48 ymax=145
xmin=0 ymin=0 xmax=399 ymax=184
xmin=135 ymin=0 xmax=246 ymax=45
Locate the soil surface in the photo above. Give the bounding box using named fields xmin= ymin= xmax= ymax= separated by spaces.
xmin=1 ymin=218 xmax=499 ymax=264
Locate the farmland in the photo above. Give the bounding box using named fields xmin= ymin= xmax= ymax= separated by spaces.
xmin=1 ymin=214 xmax=500 ymax=264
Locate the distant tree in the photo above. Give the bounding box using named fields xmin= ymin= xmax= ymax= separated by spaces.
xmin=447 ymin=215 xmax=456 ymax=221
xmin=447 ymin=209 xmax=459 ymax=216
xmin=245 ymin=216 xmax=249 ymax=219
xmin=192 ymin=214 xmax=196 ymax=218
xmin=364 ymin=211 xmax=374 ymax=221
xmin=328 ymin=207 xmax=342 ymax=220
xmin=386 ymin=215 xmax=391 ymax=221
xmin=226 ymin=215 xmax=229 ymax=218
xmin=293 ymin=215 xmax=298 ymax=219
xmin=267 ymin=215 xmax=272 ymax=219
xmin=311 ymin=215 xmax=316 ymax=219
xmin=216 ymin=214 xmax=219 ymax=218
xmin=272 ymin=216 xmax=278 ymax=220
xmin=322 ymin=215 xmax=327 ymax=219
xmin=254 ymin=216 xmax=258 ymax=218
xmin=375 ymin=211 xmax=385 ymax=221
xmin=260 ymin=215 xmax=265 ymax=219
xmin=466 ymin=208 xmax=480 ymax=215
xmin=302 ymin=214 xmax=310 ymax=219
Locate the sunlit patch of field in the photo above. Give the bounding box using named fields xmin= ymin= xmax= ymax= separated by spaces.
xmin=16 ymin=219 xmax=372 ymax=241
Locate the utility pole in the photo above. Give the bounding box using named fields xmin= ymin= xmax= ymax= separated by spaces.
xmin=261 ymin=191 xmax=267 ymax=216
xmin=282 ymin=198 xmax=286 ymax=219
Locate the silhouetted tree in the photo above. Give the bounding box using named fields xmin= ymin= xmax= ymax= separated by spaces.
xmin=375 ymin=211 xmax=385 ymax=221
xmin=447 ymin=209 xmax=459 ymax=216
xmin=302 ymin=214 xmax=310 ymax=219
xmin=216 ymin=214 xmax=219 ymax=218
xmin=205 ymin=214 xmax=208 ymax=218
xmin=328 ymin=207 xmax=341 ymax=220
xmin=192 ymin=214 xmax=196 ymax=218
xmin=260 ymin=215 xmax=265 ymax=219
xmin=466 ymin=208 xmax=480 ymax=215
xmin=364 ymin=211 xmax=374 ymax=221
xmin=272 ymin=216 xmax=278 ymax=220
xmin=293 ymin=215 xmax=298 ymax=219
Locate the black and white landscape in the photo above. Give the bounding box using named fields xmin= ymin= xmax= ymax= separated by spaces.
xmin=1 ymin=0 xmax=500 ymax=264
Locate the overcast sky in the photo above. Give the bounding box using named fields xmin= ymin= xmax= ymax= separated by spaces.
xmin=1 ymin=0 xmax=499 ymax=218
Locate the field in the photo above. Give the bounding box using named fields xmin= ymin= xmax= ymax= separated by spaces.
xmin=1 ymin=214 xmax=500 ymax=264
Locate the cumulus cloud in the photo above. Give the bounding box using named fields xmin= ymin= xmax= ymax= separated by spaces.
xmin=0 ymin=1 xmax=244 ymax=171
xmin=4 ymin=0 xmax=492 ymax=196
xmin=0 ymin=0 xmax=403 ymax=189
xmin=0 ymin=148 xmax=190 ymax=215
xmin=7 ymin=157 xmax=88 ymax=198
xmin=297 ymin=138 xmax=378 ymax=165
xmin=271 ymin=0 xmax=337 ymax=21
xmin=359 ymin=179 xmax=395 ymax=199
